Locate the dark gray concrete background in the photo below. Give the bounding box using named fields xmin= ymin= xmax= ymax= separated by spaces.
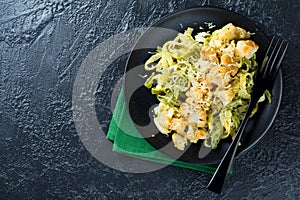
xmin=0 ymin=0 xmax=299 ymax=199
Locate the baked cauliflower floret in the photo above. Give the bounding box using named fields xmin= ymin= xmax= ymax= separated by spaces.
xmin=186 ymin=126 xmax=208 ymax=143
xmin=212 ymin=23 xmax=251 ymax=41
xmin=200 ymin=46 xmax=217 ymax=61
xmin=220 ymin=54 xmax=235 ymax=66
xmin=153 ymin=103 xmax=174 ymax=134
xmin=216 ymin=89 xmax=234 ymax=106
xmin=170 ymin=118 xmax=187 ymax=135
xmin=234 ymin=40 xmax=259 ymax=59
xmin=172 ymin=133 xmax=188 ymax=151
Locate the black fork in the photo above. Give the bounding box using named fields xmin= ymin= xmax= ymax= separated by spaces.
xmin=207 ymin=36 xmax=289 ymax=194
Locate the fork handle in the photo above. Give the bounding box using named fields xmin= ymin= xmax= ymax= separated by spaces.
xmin=207 ymin=103 xmax=253 ymax=194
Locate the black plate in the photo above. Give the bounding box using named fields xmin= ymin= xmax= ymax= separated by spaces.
xmin=124 ymin=7 xmax=282 ymax=164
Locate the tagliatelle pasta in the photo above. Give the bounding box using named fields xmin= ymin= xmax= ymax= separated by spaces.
xmin=144 ymin=23 xmax=271 ymax=150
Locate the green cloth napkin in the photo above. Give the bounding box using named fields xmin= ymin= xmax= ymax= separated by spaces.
xmin=107 ymin=88 xmax=218 ymax=174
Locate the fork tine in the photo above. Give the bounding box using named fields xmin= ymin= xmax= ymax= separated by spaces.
xmin=270 ymin=40 xmax=288 ymax=81
xmin=260 ymin=36 xmax=276 ymax=74
xmin=269 ymin=39 xmax=284 ymax=70
xmin=255 ymin=36 xmax=288 ymax=91
xmin=263 ymin=36 xmax=281 ymax=79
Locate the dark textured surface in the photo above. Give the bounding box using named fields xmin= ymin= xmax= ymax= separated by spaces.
xmin=0 ymin=0 xmax=299 ymax=199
